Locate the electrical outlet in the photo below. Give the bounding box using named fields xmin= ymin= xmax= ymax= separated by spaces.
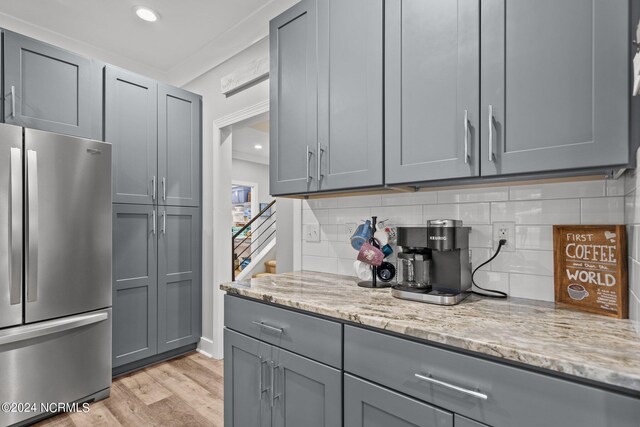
xmin=303 ymin=224 xmax=321 ymax=242
xmin=492 ymin=222 xmax=516 ymax=252
xmin=343 ymin=223 xmax=357 ymax=242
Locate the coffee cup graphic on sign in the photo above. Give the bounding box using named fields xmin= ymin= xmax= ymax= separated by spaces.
xmin=567 ymin=284 xmax=589 ymax=301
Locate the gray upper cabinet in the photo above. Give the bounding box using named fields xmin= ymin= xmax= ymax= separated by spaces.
xmin=316 ymin=0 xmax=383 ymax=191
xmin=105 ymin=66 xmax=158 ymax=205
xmin=385 ymin=0 xmax=480 ymax=184
xmin=480 ymin=0 xmax=630 ymax=176
xmin=344 ymin=374 xmax=453 ymax=427
xmin=157 ymin=206 xmax=201 ymax=353
xmin=3 ymin=30 xmax=100 ymax=139
xmin=271 ymin=347 xmax=342 ymax=427
xmin=112 ymin=204 xmax=158 ymax=368
xmin=224 ymin=329 xmax=272 ymax=427
xmin=270 ymin=0 xmax=318 ymax=195
xmin=158 ymin=85 xmax=201 ymax=207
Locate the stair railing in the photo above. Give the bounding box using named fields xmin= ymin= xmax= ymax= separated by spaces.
xmin=232 ymin=200 xmax=276 ymax=280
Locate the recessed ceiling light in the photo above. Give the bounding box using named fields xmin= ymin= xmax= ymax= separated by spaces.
xmin=134 ymin=6 xmax=159 ymax=22
xmin=254 ymin=144 xmax=263 ymax=150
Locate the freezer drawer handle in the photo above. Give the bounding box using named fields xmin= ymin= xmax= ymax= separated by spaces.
xmin=0 ymin=312 xmax=108 ymax=346
xmin=415 ymin=373 xmax=488 ymax=400
xmin=9 ymin=147 xmax=22 ymax=305
xmin=251 ymin=321 xmax=284 ymax=334
xmin=27 ymin=150 xmax=39 ymax=303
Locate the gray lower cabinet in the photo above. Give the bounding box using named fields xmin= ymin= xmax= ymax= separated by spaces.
xmin=316 ymin=0 xmax=383 ymax=191
xmin=158 ymin=84 xmax=201 ymax=207
xmin=3 ymin=30 xmax=100 ymax=139
xmin=271 ymin=346 xmax=342 ymax=427
xmin=480 ymin=0 xmax=630 ymax=176
xmin=224 ymin=328 xmax=341 ymax=427
xmin=112 ymin=204 xmax=158 ymax=367
xmin=224 ymin=329 xmax=271 ymax=427
xmin=269 ymin=0 xmax=319 ymax=195
xmin=157 ymin=206 xmax=201 ymax=352
xmin=105 ymin=66 xmax=158 ymax=205
xmin=344 ymin=374 xmax=452 ymax=427
xmin=385 ymin=0 xmax=480 ymax=184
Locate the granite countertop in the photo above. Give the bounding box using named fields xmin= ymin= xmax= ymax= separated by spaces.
xmin=220 ymin=271 xmax=640 ymax=394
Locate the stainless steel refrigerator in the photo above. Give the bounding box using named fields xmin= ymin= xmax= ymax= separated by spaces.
xmin=0 ymin=124 xmax=112 ymax=426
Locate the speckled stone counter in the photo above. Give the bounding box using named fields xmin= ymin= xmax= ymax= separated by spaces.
xmin=220 ymin=271 xmax=640 ymax=393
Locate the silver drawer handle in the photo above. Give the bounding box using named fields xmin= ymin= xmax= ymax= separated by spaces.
xmin=252 ymin=321 xmax=284 ymax=334
xmin=415 ymin=373 xmax=488 ymax=400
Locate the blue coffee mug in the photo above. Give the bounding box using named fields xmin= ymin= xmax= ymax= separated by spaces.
xmin=350 ymin=220 xmax=372 ymax=250
xmin=381 ymin=244 xmax=393 ymax=258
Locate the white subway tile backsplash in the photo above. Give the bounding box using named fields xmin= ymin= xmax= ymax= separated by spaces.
xmin=424 ymin=203 xmax=491 ymax=225
xmin=373 ymin=205 xmax=423 ymax=226
xmin=381 ymin=191 xmax=438 ymax=206
xmin=629 ymin=291 xmax=640 ymax=334
xmin=469 ymin=225 xmax=493 ymax=248
xmin=580 ymin=197 xmax=624 ymax=224
xmin=509 ymin=274 xmax=555 ymax=302
xmin=509 ymin=181 xmax=605 ymax=201
xmin=302 ymin=240 xmax=329 ymax=257
xmin=515 ymin=225 xmax=553 ymax=250
xmin=472 ymin=271 xmax=510 ymax=294
xmin=630 ymin=258 xmax=640 ymax=301
xmin=302 ymin=255 xmax=338 ymax=274
xmin=491 ymin=199 xmax=580 ymax=225
xmin=606 ymin=178 xmax=626 ymax=197
xmin=327 ymin=207 xmax=371 ymax=225
xmin=298 ymin=178 xmax=627 ymax=303
xmin=302 ymin=198 xmax=338 ymax=210
xmin=337 ymin=194 xmax=382 ymax=208
xmin=491 ymin=250 xmax=554 ymax=276
xmin=437 ymin=186 xmax=509 ymax=204
xmin=302 ymin=209 xmax=328 ymax=225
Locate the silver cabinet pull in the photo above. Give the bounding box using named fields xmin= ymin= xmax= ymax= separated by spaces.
xmin=306 ymin=146 xmax=313 ymax=183
xmin=258 ymin=357 xmax=269 ymax=400
xmin=9 ymin=147 xmax=22 ymax=305
xmin=26 ymin=150 xmax=39 ymax=303
xmin=415 ymin=373 xmax=488 ymax=400
xmin=162 ymin=177 xmax=166 ymax=201
xmin=251 ymin=321 xmax=284 ymax=334
xmin=162 ymin=211 xmax=166 ymax=234
xmin=463 ymin=110 xmax=470 ymax=164
xmin=488 ymin=105 xmax=494 ymax=162
xmin=318 ymin=144 xmax=326 ymax=182
xmin=152 ymin=210 xmax=156 ymax=235
xmin=10 ymin=85 xmax=15 ymax=118
xmin=152 ymin=176 xmax=156 ymax=201
xmin=270 ymin=361 xmax=281 ymax=407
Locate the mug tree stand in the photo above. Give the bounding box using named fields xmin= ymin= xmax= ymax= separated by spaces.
xmin=358 ymin=216 xmax=392 ymax=289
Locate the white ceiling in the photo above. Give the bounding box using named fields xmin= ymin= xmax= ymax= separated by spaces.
xmin=232 ymin=112 xmax=269 ymax=165
xmin=0 ymin=0 xmax=298 ymax=85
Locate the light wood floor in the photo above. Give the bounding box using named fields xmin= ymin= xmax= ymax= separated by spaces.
xmin=35 ymin=352 xmax=224 ymax=427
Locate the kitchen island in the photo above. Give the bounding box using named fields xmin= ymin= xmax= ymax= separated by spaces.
xmin=220 ymin=271 xmax=640 ymax=427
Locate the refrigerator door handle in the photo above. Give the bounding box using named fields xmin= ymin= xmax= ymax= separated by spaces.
xmin=9 ymin=147 xmax=22 ymax=305
xmin=0 ymin=311 xmax=108 ymax=346
xmin=27 ymin=149 xmax=39 ymax=303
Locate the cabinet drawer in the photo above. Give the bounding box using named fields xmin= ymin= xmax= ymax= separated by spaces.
xmin=224 ymin=295 xmax=342 ymax=368
xmin=344 ymin=326 xmax=640 ymax=427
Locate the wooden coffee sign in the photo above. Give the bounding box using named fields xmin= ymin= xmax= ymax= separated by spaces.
xmin=553 ymin=225 xmax=627 ymax=318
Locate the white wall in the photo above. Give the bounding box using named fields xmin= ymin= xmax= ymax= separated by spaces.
xmin=302 ymin=179 xmax=626 ymax=303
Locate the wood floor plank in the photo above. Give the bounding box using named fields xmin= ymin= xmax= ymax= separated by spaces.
xmin=102 ymin=381 xmax=160 ymax=426
xmin=147 ymin=396 xmax=213 ymax=427
xmin=118 ymin=370 xmax=173 ymax=406
xmin=33 ymin=352 xmax=224 ymax=427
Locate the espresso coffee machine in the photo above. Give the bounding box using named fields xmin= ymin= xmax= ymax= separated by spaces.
xmin=392 ymin=220 xmax=472 ymax=305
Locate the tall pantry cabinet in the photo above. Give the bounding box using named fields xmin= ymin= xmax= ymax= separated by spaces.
xmin=106 ymin=66 xmax=202 ymax=371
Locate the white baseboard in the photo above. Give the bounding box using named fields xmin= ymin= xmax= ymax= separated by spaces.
xmin=197 ymin=337 xmax=221 ymax=360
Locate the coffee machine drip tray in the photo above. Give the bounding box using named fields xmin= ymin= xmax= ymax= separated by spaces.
xmin=391 ymin=285 xmax=470 ymax=306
